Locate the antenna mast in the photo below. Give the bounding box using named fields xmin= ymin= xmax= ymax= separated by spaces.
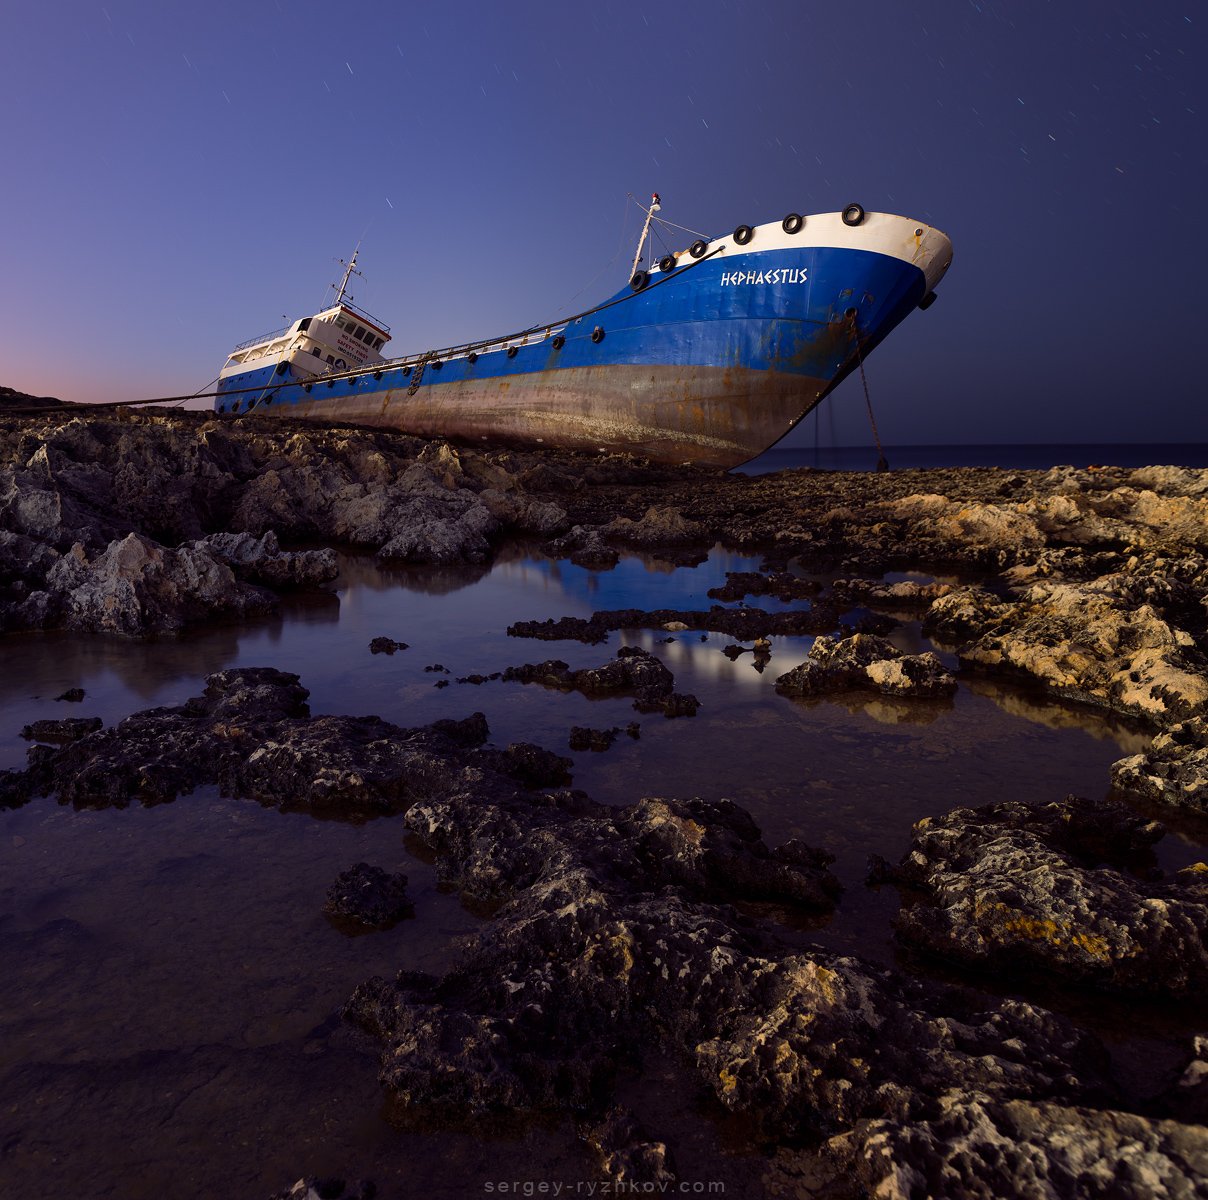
xmin=333 ymin=244 xmax=363 ymax=305
xmin=630 ymin=193 xmax=661 ymax=280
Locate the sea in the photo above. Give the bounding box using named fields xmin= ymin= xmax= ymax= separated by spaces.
xmin=739 ymin=442 xmax=1208 ymax=473
xmin=1 ymin=444 xmax=1205 ymax=1198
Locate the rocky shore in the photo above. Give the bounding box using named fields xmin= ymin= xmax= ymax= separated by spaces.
xmin=4 ymin=395 xmax=1208 ymax=1197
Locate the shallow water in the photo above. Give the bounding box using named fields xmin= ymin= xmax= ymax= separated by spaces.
xmin=1 ymin=545 xmax=1203 ymax=1197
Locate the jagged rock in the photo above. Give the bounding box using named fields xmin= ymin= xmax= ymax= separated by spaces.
xmin=1112 ymin=717 xmax=1208 ymax=815
xmin=0 ymin=667 xmax=561 ymax=820
xmin=1156 ymin=1036 xmax=1208 ymax=1126
xmin=368 ymin=636 xmax=408 ymax=654
xmin=323 ymin=863 xmax=411 ymax=929
xmin=199 ymin=530 xmax=339 ymax=588
xmin=21 ymin=717 xmax=102 ymax=742
xmin=347 ymin=785 xmax=1109 ymax=1138
xmin=707 ymin=570 xmax=822 ymax=602
xmin=831 ymin=577 xmax=954 ymax=607
xmin=503 ymin=647 xmax=699 ymax=717
xmin=583 ymin=1108 xmax=676 ymax=1186
xmin=569 ymin=726 xmax=620 ymax=751
xmin=600 ymin=504 xmax=706 ymax=546
xmin=545 ymin=525 xmax=620 ymax=570
xmin=883 ymin=794 xmax=1208 ymax=999
xmin=45 ymin=532 xmax=277 ymax=635
xmin=819 ymin=1092 xmax=1208 ymax=1200
xmin=775 ymin=633 xmax=957 ymax=699
xmin=54 ymin=687 xmax=85 ymax=702
xmin=928 ymin=576 xmax=1208 ymax=727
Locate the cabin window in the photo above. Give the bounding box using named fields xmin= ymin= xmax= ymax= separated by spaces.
xmin=373 ymin=338 xmax=384 ymax=349
xmin=326 ymin=354 xmax=335 ymax=364
xmin=298 ymin=317 xmax=311 ymax=332
xmin=359 ymin=329 xmax=373 ymax=343
xmin=311 ymin=347 xmax=321 ymax=357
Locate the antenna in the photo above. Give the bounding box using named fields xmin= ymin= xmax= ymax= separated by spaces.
xmin=333 ymin=243 xmax=363 ymax=305
xmin=630 ymin=193 xmax=661 ymax=280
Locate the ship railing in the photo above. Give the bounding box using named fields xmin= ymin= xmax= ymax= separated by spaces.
xmin=301 ymin=322 xmax=572 ymax=385
xmin=282 ymin=243 xmax=726 ymax=388
xmin=335 ymin=297 xmax=392 ymax=335
xmin=232 ymin=325 xmax=291 ymax=352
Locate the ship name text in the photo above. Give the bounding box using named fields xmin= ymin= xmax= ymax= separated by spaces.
xmin=720 ymin=267 xmax=808 ymax=287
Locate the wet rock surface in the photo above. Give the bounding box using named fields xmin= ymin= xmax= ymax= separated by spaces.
xmin=502 ymin=646 xmax=700 ymax=717
xmin=770 ymin=1093 xmax=1208 ymax=1200
xmin=21 ymin=716 xmax=103 ymax=742
xmin=775 ymin=632 xmax=957 ymax=700
xmin=1112 ymin=717 xmax=1208 ymax=816
xmin=0 ymin=667 xmax=561 ymax=818
xmin=346 ymin=781 xmax=1122 ymax=1155
xmin=368 ymin=637 xmax=407 ymax=654
xmin=323 ymin=864 xmax=412 ymax=930
xmin=8 ymin=402 xmax=1208 ymax=1195
xmin=879 ymin=794 xmax=1208 ymax=999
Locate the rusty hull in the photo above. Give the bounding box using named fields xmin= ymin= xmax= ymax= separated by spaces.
xmin=285 ymin=362 xmax=829 ymax=469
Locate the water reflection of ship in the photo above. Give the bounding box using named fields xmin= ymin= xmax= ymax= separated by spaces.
xmin=498 ymin=544 xmax=768 ymax=612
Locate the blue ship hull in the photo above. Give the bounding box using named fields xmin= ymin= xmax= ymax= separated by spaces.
xmin=215 ymin=210 xmax=951 ymax=467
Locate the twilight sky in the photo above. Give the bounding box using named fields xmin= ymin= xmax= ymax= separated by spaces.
xmin=0 ymin=0 xmax=1202 ymax=446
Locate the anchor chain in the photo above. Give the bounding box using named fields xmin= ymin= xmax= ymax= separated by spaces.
xmin=848 ymin=312 xmax=888 ymax=472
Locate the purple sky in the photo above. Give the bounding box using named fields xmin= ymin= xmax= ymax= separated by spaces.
xmin=1 ymin=0 xmax=1202 ymax=446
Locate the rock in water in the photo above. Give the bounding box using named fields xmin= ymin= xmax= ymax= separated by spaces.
xmin=882 ymin=794 xmax=1208 ymax=999
xmin=775 ymin=632 xmax=957 ymax=699
xmin=323 ymin=863 xmax=411 ymax=929
xmin=1111 ymin=716 xmax=1208 ymax=816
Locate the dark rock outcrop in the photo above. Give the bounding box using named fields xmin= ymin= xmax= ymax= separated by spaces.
xmin=324 ymin=863 xmax=412 ymax=929
xmin=346 ymin=785 xmax=1111 ymax=1146
xmin=21 ymin=716 xmax=102 ymax=742
xmin=775 ymin=633 xmax=957 ymax=700
xmin=368 ymin=637 xmax=408 ymax=654
xmin=503 ymin=647 xmax=699 ymax=717
xmin=881 ymin=794 xmax=1208 ymax=999
xmin=1 ymin=667 xmax=560 ymax=819
xmin=1112 ymin=717 xmax=1208 ymax=816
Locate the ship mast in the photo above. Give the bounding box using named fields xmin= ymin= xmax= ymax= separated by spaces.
xmin=630 ymin=193 xmax=661 ymax=279
xmin=333 ymin=245 xmax=363 ymax=306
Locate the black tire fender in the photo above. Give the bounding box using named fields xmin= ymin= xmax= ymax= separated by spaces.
xmin=658 ymin=254 xmax=676 ymax=273
xmin=842 ymin=203 xmax=865 ymax=226
xmin=467 ymin=352 xmax=478 ymax=364
xmin=506 ymin=346 xmax=518 ymax=358
xmin=591 ymin=326 xmax=605 ymax=344
xmin=630 ymin=270 xmax=649 ymax=291
xmin=782 ymin=212 xmax=803 ymax=234
xmin=689 ymin=239 xmax=708 ymax=259
xmin=551 ymin=335 xmax=565 ymax=350
xmin=733 ymin=224 xmax=754 ymax=245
